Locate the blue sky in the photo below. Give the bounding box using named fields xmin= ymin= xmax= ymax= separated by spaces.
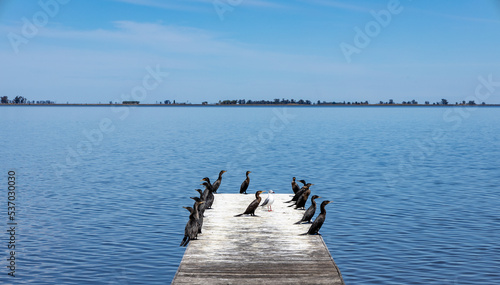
xmin=1 ymin=0 xmax=500 ymax=104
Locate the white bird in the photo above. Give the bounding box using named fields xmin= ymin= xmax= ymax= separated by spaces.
xmin=260 ymin=190 xmax=275 ymax=212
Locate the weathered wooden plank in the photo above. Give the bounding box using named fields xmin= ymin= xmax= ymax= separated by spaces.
xmin=172 ymin=194 xmax=344 ymax=284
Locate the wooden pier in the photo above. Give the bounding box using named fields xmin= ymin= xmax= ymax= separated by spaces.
xmin=172 ymin=194 xmax=344 ymax=284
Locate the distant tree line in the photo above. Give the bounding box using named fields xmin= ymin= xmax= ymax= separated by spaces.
xmin=218 ymin=98 xmax=313 ymax=105
xmin=1 ymin=96 xmax=54 ymax=104
xmin=215 ymin=99 xmax=371 ymax=105
xmin=1 ymin=96 xmax=28 ymax=104
xmin=208 ymin=98 xmax=482 ymax=105
xmin=0 ymin=95 xmax=485 ymax=106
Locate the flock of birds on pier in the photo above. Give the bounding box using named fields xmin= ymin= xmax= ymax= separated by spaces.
xmin=180 ymin=171 xmax=334 ymax=247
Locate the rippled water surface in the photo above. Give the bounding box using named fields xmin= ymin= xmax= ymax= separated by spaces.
xmin=1 ymin=106 xmax=499 ymax=284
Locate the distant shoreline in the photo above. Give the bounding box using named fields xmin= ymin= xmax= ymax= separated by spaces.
xmin=1 ymin=103 xmax=500 ymax=107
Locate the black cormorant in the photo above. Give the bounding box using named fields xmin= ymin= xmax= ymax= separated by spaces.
xmin=180 ymin=201 xmax=204 ymax=246
xmin=201 ymin=180 xmax=214 ymax=209
xmin=194 ymin=188 xmax=204 ymax=201
xmin=201 ymin=177 xmax=212 ymax=190
xmin=193 ymin=188 xmax=206 ymax=213
xmin=239 ymin=171 xmax=251 ymax=194
xmin=285 ymin=183 xmax=313 ymax=203
xmin=201 ymin=177 xmax=212 ymax=188
xmin=235 ymin=190 xmax=263 ymax=216
xmin=293 ymin=187 xmax=311 ymax=209
xmin=304 ymin=200 xmax=333 ymax=235
xmin=190 ymin=188 xmax=205 ymax=209
xmin=190 ymin=196 xmax=205 ymax=234
xmin=206 ymin=186 xmax=217 ymax=209
xmin=291 ymin=177 xmax=300 ymax=194
xmin=211 ymin=170 xmax=226 ymax=193
xmin=294 ymin=195 xmax=321 ymax=224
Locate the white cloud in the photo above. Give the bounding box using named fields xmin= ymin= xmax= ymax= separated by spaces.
xmin=3 ymin=20 xmax=355 ymax=72
xmin=1 ymin=21 xmax=359 ymax=103
xmin=111 ymin=0 xmax=289 ymax=12
xmin=409 ymin=7 xmax=500 ymax=24
xmin=110 ymin=0 xmax=208 ymax=12
xmin=303 ymin=0 xmax=370 ymax=13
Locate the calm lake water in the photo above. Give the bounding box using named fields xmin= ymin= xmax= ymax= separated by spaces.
xmin=1 ymin=106 xmax=499 ymax=284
